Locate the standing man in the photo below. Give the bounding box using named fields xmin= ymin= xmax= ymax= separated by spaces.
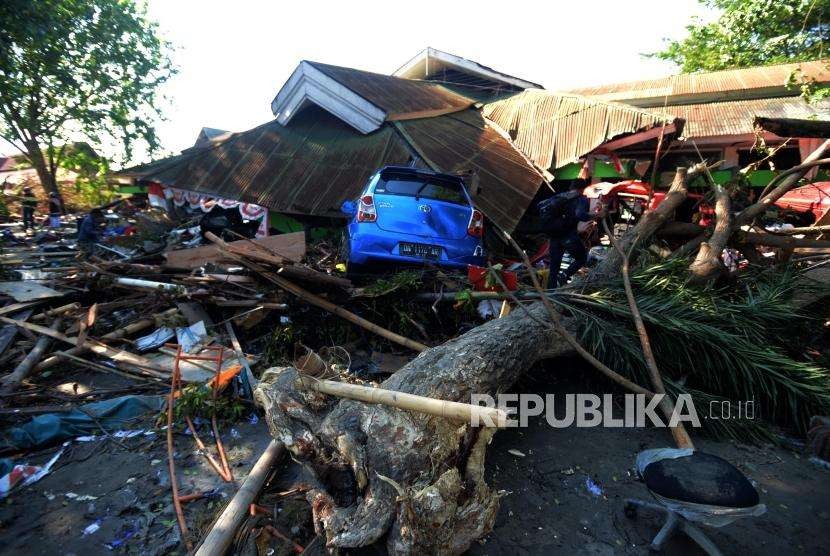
xmin=47 ymin=192 xmax=63 ymax=229
xmin=20 ymin=186 xmax=37 ymax=232
xmin=538 ymin=181 xmax=603 ymax=288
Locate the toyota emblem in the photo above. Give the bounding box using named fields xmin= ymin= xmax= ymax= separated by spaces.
xmin=418 ymin=204 xmax=431 ymax=213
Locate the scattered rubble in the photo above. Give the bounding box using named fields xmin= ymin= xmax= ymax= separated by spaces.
xmin=1 ymin=152 xmax=830 ymax=555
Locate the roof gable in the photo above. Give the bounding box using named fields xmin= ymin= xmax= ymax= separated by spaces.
xmin=394 ymin=47 xmax=543 ymax=91
xmin=270 ymin=61 xmax=474 ymax=134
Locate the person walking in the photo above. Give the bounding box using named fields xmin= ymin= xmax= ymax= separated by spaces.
xmin=537 ymin=181 xmax=603 ymax=288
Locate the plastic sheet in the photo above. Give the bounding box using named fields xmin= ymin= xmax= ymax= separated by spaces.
xmin=0 ymin=395 xmax=165 ymax=452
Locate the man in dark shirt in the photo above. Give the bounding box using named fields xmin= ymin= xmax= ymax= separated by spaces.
xmin=77 ymin=208 xmax=104 ymax=256
xmin=541 ymin=182 xmax=602 ymax=288
xmin=20 ymin=186 xmax=37 ymax=231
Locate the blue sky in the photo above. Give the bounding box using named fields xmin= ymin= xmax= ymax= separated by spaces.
xmin=3 ymin=0 xmax=715 ymax=164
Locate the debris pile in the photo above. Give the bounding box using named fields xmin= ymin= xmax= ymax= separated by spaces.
xmin=1 ymin=158 xmax=830 ymax=554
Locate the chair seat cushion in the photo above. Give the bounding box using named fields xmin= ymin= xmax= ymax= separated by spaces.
xmin=641 ymin=451 xmax=759 ymax=508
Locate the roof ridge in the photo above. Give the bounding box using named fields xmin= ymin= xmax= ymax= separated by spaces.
xmin=568 ymin=58 xmax=830 ymax=94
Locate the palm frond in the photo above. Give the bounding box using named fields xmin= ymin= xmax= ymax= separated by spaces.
xmin=550 ymin=257 xmax=830 ymax=440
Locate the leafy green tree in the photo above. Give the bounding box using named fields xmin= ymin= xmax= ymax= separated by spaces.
xmin=0 ymin=0 xmax=174 ymax=198
xmin=653 ymin=0 xmax=829 ymax=72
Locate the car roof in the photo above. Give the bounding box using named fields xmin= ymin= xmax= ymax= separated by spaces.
xmin=378 ymin=165 xmax=465 ymax=184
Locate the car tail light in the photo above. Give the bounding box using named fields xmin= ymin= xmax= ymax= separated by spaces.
xmin=357 ymin=194 xmax=376 ymax=222
xmin=467 ymin=209 xmax=484 ymax=237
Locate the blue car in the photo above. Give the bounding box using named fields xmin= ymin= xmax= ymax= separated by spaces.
xmin=341 ymin=166 xmax=485 ymax=272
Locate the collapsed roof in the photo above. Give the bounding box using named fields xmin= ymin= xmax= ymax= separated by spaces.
xmin=393 ymin=47 xmax=543 ymax=101
xmin=483 ymin=90 xmax=682 ymax=172
xmin=123 ymin=50 xmax=683 ymax=231
xmin=568 ymin=60 xmax=830 ymax=107
xmin=569 ymin=60 xmax=830 ymax=142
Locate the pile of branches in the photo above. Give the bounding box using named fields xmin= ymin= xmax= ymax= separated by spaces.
xmin=556 ymin=258 xmax=830 ymax=442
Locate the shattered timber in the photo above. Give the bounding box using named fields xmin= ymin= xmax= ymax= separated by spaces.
xmin=2 ymin=15 xmax=830 ymax=556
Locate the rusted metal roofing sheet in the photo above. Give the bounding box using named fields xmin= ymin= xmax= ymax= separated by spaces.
xmin=124 ymin=107 xmax=413 ymax=217
xmin=307 ymin=61 xmax=475 ymax=120
xmin=569 ymin=60 xmax=830 ymax=107
xmin=656 ymin=97 xmax=830 ymax=139
xmin=395 ymin=110 xmax=544 ymax=232
xmin=482 ymin=90 xmax=678 ymax=171
xmin=124 ymin=108 xmax=544 ymax=232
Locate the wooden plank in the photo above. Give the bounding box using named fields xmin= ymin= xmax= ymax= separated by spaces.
xmin=0 ymin=282 xmax=65 ymax=302
xmin=0 ymin=301 xmax=42 ymax=316
xmin=163 ymin=232 xmax=306 ymax=270
xmin=0 ymin=317 xmax=168 ymax=377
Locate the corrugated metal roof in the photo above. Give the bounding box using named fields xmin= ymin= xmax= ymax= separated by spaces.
xmin=124 ymin=107 xmax=413 ymax=217
xmin=655 ymin=97 xmax=830 ymax=138
xmin=307 ymin=61 xmax=475 ymax=120
xmin=393 ymin=47 xmax=544 ymax=90
xmin=395 ymin=110 xmax=544 ymax=232
xmin=569 ymin=60 xmax=830 ymax=107
xmin=122 ymin=107 xmax=545 ymax=231
xmin=482 ymin=90 xmax=679 ymax=171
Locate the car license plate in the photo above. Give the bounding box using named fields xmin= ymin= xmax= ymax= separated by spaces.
xmin=399 ymin=242 xmax=441 ymax=259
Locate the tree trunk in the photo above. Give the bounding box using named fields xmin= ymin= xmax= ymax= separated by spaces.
xmin=255 ymin=307 xmax=573 ymax=553
xmin=24 ymin=140 xmax=59 ymax=196
xmin=689 ymin=179 xmax=731 ymax=283
xmin=254 ymin=167 xmax=695 ymax=553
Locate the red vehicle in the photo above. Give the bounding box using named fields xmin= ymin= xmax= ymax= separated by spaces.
xmin=773 ymin=181 xmax=830 ymax=224
xmin=583 ymin=180 xmax=714 ymax=226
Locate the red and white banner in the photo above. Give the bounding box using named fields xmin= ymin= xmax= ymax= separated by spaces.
xmin=168 ymin=187 xmax=269 ymax=237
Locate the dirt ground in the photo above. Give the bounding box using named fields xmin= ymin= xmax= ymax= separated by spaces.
xmin=1 ymin=360 xmax=828 ymax=555
xmin=472 ymin=361 xmax=830 ymax=556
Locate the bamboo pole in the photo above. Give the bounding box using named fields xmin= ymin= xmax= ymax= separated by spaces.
xmin=0 ymin=317 xmax=168 ymax=377
xmin=209 ymin=299 xmax=288 ymax=310
xmin=296 ymin=377 xmax=509 ymax=428
xmin=204 ymin=232 xmax=428 ymax=352
xmin=35 ymin=307 xmax=178 ymax=372
xmin=195 ymin=440 xmax=285 ymax=556
xmin=0 ymin=318 xmax=63 ymax=397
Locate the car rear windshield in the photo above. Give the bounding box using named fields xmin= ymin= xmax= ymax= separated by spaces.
xmin=375 ymin=178 xmax=467 ymax=205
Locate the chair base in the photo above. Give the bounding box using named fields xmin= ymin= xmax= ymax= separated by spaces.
xmin=624 ymin=499 xmax=723 ymax=556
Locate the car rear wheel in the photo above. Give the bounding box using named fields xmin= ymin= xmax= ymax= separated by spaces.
xmin=339 ymin=232 xmax=367 ymax=278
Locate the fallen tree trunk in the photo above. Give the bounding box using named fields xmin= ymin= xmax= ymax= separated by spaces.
xmin=255 ymin=306 xmax=572 ymax=553
xmin=253 ymin=168 xmax=697 ymax=553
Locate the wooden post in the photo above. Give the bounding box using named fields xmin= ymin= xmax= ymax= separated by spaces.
xmin=194 ymin=440 xmax=285 ymax=556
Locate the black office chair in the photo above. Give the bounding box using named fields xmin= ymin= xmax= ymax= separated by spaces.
xmin=625 ymin=448 xmax=766 ymax=555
